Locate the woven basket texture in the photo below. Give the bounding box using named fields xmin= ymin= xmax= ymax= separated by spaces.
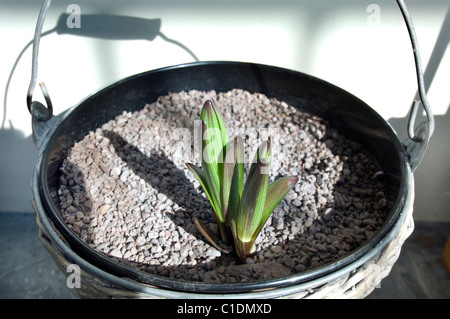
xmin=34 ymin=182 xmax=414 ymax=299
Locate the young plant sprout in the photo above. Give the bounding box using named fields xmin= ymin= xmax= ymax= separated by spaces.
xmin=186 ymin=100 xmax=298 ymax=261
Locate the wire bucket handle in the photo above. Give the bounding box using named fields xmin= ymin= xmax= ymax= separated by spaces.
xmin=27 ymin=0 xmax=434 ymax=171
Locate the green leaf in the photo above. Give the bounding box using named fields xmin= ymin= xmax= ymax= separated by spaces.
xmin=201 ymin=100 xmax=229 ymax=191
xmin=200 ymin=121 xmax=224 ymax=222
xmin=201 ymin=120 xmax=222 ymax=168
xmin=222 ymin=136 xmax=244 ymax=225
xmin=230 ymin=219 xmax=256 ymax=261
xmin=236 ymin=160 xmax=269 ymax=242
xmin=193 ymin=217 xmax=230 ymax=254
xmin=250 ymin=137 xmax=271 ymax=173
xmin=252 ymin=176 xmax=299 ymax=242
xmin=185 ymin=163 xmax=221 ymax=222
xmin=201 ymin=102 xmax=226 ymax=162
xmin=201 ymin=100 xmax=229 ymax=151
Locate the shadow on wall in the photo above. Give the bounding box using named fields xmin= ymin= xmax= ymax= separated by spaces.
xmin=1 ymin=12 xmax=200 ymax=213
xmin=2 ymin=12 xmax=199 ymax=129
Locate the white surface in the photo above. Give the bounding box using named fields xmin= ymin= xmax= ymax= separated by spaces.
xmin=0 ymin=0 xmax=449 ymax=218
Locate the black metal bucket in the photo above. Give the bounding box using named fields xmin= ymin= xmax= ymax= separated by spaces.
xmin=29 ymin=1 xmax=433 ymax=298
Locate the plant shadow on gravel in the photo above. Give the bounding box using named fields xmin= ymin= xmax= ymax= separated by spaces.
xmin=100 ymin=129 xmax=252 ymax=282
xmin=101 ymin=130 xmax=210 ymax=245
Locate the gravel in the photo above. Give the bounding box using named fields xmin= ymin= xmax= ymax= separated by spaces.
xmin=57 ymin=89 xmax=387 ymax=283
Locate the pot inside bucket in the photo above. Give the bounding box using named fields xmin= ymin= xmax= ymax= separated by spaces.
xmin=37 ymin=62 xmax=408 ymax=293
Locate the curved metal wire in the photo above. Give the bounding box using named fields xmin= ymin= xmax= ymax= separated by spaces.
xmin=27 ymin=0 xmax=53 ymax=118
xmin=396 ymin=0 xmax=435 ymax=142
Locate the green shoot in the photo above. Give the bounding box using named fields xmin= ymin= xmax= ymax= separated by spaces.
xmin=186 ymin=100 xmax=298 ymax=261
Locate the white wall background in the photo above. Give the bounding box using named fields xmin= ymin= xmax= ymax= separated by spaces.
xmin=0 ymin=0 xmax=449 ymax=221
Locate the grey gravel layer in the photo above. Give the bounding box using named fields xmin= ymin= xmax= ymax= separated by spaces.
xmin=58 ymin=89 xmax=387 ymax=283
